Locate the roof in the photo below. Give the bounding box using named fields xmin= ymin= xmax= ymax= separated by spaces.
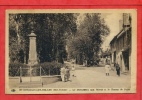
xmin=117 ymin=27 xmax=131 ymax=39
xmin=109 ymin=27 xmax=131 ymax=45
xmin=110 ymin=36 xmax=117 ymax=45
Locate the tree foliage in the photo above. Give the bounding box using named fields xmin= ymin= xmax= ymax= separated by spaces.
xmin=9 ymin=13 xmax=77 ymax=64
xmin=67 ymin=13 xmax=110 ymax=64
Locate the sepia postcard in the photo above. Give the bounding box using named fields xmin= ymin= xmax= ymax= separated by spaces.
xmin=5 ymin=9 xmax=137 ymax=94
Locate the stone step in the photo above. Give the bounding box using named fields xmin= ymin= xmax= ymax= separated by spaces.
xmin=19 ymin=81 xmax=43 ymax=88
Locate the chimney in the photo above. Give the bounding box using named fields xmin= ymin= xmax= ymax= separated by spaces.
xmin=119 ymin=20 xmax=123 ymax=31
xmin=123 ymin=13 xmax=131 ymax=27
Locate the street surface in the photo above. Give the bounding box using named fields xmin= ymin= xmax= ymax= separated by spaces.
xmin=43 ymin=61 xmax=131 ymax=88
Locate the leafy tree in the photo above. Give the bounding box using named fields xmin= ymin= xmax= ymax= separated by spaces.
xmin=67 ymin=13 xmax=110 ymax=65
xmin=9 ymin=13 xmax=77 ymax=64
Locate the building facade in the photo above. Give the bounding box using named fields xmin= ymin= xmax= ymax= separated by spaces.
xmin=110 ymin=13 xmax=131 ymax=72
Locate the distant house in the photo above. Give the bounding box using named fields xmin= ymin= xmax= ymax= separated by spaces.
xmin=110 ymin=13 xmax=131 ymax=72
xmin=96 ymin=48 xmax=111 ymax=66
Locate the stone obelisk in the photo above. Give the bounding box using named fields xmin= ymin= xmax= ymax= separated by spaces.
xmin=28 ymin=32 xmax=38 ymax=65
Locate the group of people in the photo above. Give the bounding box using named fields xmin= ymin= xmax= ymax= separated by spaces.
xmin=105 ymin=57 xmax=121 ymax=76
xmin=60 ymin=65 xmax=76 ymax=82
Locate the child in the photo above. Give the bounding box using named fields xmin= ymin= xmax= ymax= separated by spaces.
xmin=105 ymin=62 xmax=111 ymax=76
xmin=72 ymin=66 xmax=76 ymax=77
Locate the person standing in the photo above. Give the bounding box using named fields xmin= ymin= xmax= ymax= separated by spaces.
xmin=60 ymin=66 xmax=65 ymax=82
xmin=105 ymin=62 xmax=111 ymax=76
xmin=65 ymin=66 xmax=70 ymax=82
xmin=72 ymin=65 xmax=76 ymax=77
xmin=116 ymin=63 xmax=120 ymax=76
xmin=105 ymin=56 xmax=108 ymax=64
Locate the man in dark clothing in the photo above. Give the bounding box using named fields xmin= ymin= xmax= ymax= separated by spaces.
xmin=116 ymin=63 xmax=120 ymax=76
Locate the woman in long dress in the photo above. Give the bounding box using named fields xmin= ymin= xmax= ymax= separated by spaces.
xmin=60 ymin=66 xmax=65 ymax=82
xmin=105 ymin=62 xmax=111 ymax=76
xmin=65 ymin=66 xmax=70 ymax=82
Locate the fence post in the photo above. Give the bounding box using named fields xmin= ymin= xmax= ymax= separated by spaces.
xmin=40 ymin=66 xmax=43 ymax=87
xmin=20 ymin=66 xmax=22 ymax=83
xmin=30 ymin=66 xmax=31 ymax=82
xmin=40 ymin=66 xmax=41 ymax=81
xmin=49 ymin=69 xmax=50 ymax=76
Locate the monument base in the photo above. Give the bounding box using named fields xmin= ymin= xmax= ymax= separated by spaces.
xmin=28 ymin=60 xmax=38 ymax=66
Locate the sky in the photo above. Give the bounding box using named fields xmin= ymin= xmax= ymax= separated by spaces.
xmin=101 ymin=13 xmax=123 ymax=51
xmin=76 ymin=13 xmax=123 ymax=51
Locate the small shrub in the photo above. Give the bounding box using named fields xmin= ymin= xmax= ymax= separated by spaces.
xmin=9 ymin=62 xmax=29 ymax=76
xmin=32 ymin=62 xmax=63 ymax=76
xmin=9 ymin=62 xmax=62 ymax=77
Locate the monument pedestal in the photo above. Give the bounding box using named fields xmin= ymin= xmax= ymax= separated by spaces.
xmin=28 ymin=32 xmax=38 ymax=66
xmin=28 ymin=60 xmax=38 ymax=65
